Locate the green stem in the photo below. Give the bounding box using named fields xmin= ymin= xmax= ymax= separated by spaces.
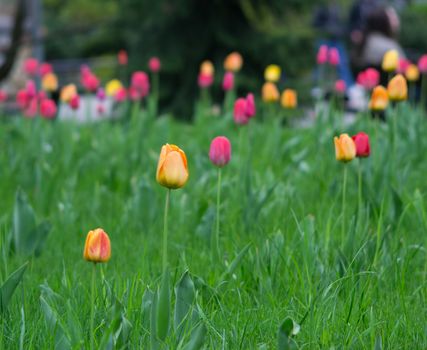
xmin=422 ymin=74 xmax=426 ymax=113
xmin=162 ymin=189 xmax=171 ymax=272
xmin=358 ymin=159 xmax=362 ymax=212
xmin=215 ymin=168 xmax=222 ymax=260
xmin=342 ymin=165 xmax=348 ymax=245
xmin=90 ymin=263 xmax=96 ymax=350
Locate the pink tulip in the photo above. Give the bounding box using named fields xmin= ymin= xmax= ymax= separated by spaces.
xmin=357 ymin=68 xmax=380 ymax=90
xmin=317 ymin=45 xmax=328 ymax=65
xmin=24 ymin=98 xmax=38 ymax=118
xmin=233 ymin=98 xmax=249 ymax=125
xmin=82 ymin=73 xmax=100 ymax=92
xmin=118 ymin=50 xmax=128 ymax=66
xmin=96 ymin=88 xmax=106 ymax=101
xmin=80 ymin=65 xmax=91 ymax=78
xmin=328 ymin=48 xmax=340 ymax=66
xmin=418 ymin=55 xmax=427 ymax=74
xmin=39 ymin=63 xmax=53 ymax=77
xmin=397 ymin=58 xmax=410 ymax=74
xmin=0 ymin=89 xmax=7 ymax=103
xmin=209 ymin=136 xmax=231 ymax=167
xmin=245 ymin=93 xmax=256 ymax=118
xmin=128 ymin=86 xmax=140 ymax=102
xmin=131 ymin=71 xmax=150 ymax=98
xmin=40 ymin=99 xmax=57 ymax=119
xmin=25 ymin=80 xmax=37 ymax=99
xmin=335 ymin=80 xmax=346 ymax=94
xmin=198 ymin=72 xmax=213 ymax=88
xmin=16 ymin=89 xmax=29 ymax=109
xmin=24 ymin=58 xmax=39 ymax=76
xmin=222 ymin=72 xmax=234 ymax=91
xmin=148 ymin=57 xmax=161 ymax=73
xmin=38 ymin=91 xmax=47 ymax=101
xmin=69 ymin=94 xmax=80 ymax=110
xmin=115 ymin=87 xmax=128 ymax=103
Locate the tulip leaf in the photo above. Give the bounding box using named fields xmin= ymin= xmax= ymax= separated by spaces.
xmin=150 ymin=288 xmax=160 ymax=350
xmin=277 ymin=317 xmax=299 ymax=350
xmin=156 ymin=268 xmax=170 ymax=341
xmin=142 ymin=287 xmax=155 ymax=330
xmin=180 ymin=323 xmax=206 ymax=350
xmin=40 ymin=296 xmax=71 ymax=350
xmin=0 ymin=261 xmax=28 ymax=313
xmin=218 ymin=243 xmax=251 ymax=285
xmin=174 ymin=270 xmax=196 ymax=341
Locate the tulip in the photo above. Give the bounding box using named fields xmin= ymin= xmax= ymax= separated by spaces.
xmin=317 ymin=45 xmax=328 ymax=65
xmin=131 ymin=71 xmax=150 ymax=98
xmin=118 ymin=50 xmax=128 ymax=66
xmin=397 ymin=58 xmax=410 ymax=74
xmin=40 ymin=99 xmax=57 ymax=119
xmin=352 ymin=132 xmax=370 ymax=158
xmin=356 ymin=68 xmax=380 ymax=90
xmin=264 ymin=64 xmax=281 ymax=83
xmin=114 ymin=87 xmax=127 ymax=103
xmin=222 ymin=72 xmax=234 ymax=91
xmin=198 ymin=73 xmax=214 ymax=88
xmin=148 ymin=57 xmax=161 ymax=73
xmin=24 ymin=98 xmax=38 ymax=118
xmin=69 ymin=94 xmax=80 ymax=110
xmin=25 ymin=80 xmax=37 ymax=99
xmin=24 ymin=58 xmax=39 ymax=76
xmin=156 ymin=144 xmax=189 ymax=189
xmin=233 ymin=98 xmax=249 ymax=125
xmin=16 ymin=89 xmax=29 ymax=109
xmin=281 ymin=89 xmax=297 ymax=109
xmin=405 ymin=64 xmax=419 ymax=82
xmin=387 ymin=74 xmax=407 ymax=101
xmin=245 ymin=93 xmax=256 ymax=118
xmin=418 ymin=55 xmax=427 ymax=74
xmin=82 ymin=73 xmax=100 ymax=93
xmin=0 ymin=89 xmax=7 ymax=103
xmin=96 ymin=88 xmax=106 ymax=101
xmin=369 ymin=85 xmax=389 ymax=111
xmin=200 ymin=60 xmax=214 ymax=76
xmin=328 ymin=48 xmax=340 ymax=66
xmin=41 ymin=73 xmax=58 ymax=92
xmin=97 ymin=104 xmax=105 ymax=116
xmin=83 ymin=228 xmax=111 ymax=263
xmin=209 ymin=136 xmax=231 ymax=167
xmin=382 ymin=50 xmax=399 ymax=72
xmin=39 ymin=63 xmax=53 ymax=77
xmin=335 ymin=80 xmax=346 ymax=94
xmin=106 ymin=79 xmax=123 ymax=97
xmin=60 ymin=84 xmax=78 ymax=103
xmin=334 ymin=134 xmax=356 ymax=162
xmin=224 ymin=52 xmax=243 ymax=72
xmin=262 ymin=82 xmax=279 ymax=103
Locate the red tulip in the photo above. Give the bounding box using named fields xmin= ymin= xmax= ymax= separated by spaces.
xmin=209 ymin=136 xmax=231 ymax=167
xmin=69 ymin=94 xmax=80 ymax=110
xmin=233 ymin=98 xmax=248 ymax=125
xmin=40 ymin=99 xmax=57 ymax=119
xmin=82 ymin=73 xmax=100 ymax=92
xmin=352 ymin=132 xmax=370 ymax=158
xmin=148 ymin=57 xmax=161 ymax=73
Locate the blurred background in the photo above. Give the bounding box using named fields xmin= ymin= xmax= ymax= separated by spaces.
xmin=0 ymin=0 xmax=426 ymax=117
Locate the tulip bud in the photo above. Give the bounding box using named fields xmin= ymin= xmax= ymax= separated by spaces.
xmin=262 ymin=82 xmax=279 ymax=103
xmin=405 ymin=64 xmax=419 ymax=82
xmin=245 ymin=93 xmax=256 ymax=118
xmin=41 ymin=73 xmax=58 ymax=92
xmin=418 ymin=55 xmax=427 ymax=74
xmin=118 ymin=50 xmax=128 ymax=66
xmin=369 ymin=85 xmax=389 ymax=111
xmin=60 ymin=84 xmax=78 ymax=103
xmin=387 ymin=74 xmax=407 ymax=102
xmin=40 ymin=99 xmax=57 ymax=119
xmin=224 ymin=52 xmax=243 ymax=72
xmin=83 ymin=228 xmax=111 ymax=263
xmin=69 ymin=94 xmax=80 ymax=110
xmin=334 ymin=134 xmax=356 ymax=162
xmin=148 ymin=57 xmax=161 ymax=73
xmin=114 ymin=87 xmax=127 ymax=103
xmin=328 ymin=48 xmax=340 ymax=66
xmin=209 ymin=136 xmax=231 ymax=167
xmin=352 ymin=132 xmax=370 ymax=158
xmin=200 ymin=60 xmax=214 ymax=76
xmin=96 ymin=88 xmax=106 ymax=101
xmin=233 ymin=98 xmax=249 ymax=125
xmin=357 ymin=68 xmax=380 ymax=90
xmin=39 ymin=63 xmax=53 ymax=77
xmin=264 ymin=64 xmax=281 ymax=83
xmin=198 ymin=73 xmax=214 ymax=88
xmin=281 ymin=89 xmax=297 ymax=109
xmin=382 ymin=50 xmax=399 ymax=72
xmin=24 ymin=58 xmax=39 ymax=76
xmin=131 ymin=71 xmax=150 ymax=97
xmin=317 ymin=45 xmax=328 ymax=65
xmin=106 ymin=79 xmax=123 ymax=97
xmin=156 ymin=144 xmax=189 ymax=189
xmin=334 ymin=80 xmax=346 ymax=94
xmin=222 ymin=72 xmax=234 ymax=91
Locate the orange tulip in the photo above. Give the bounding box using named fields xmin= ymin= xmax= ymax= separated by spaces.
xmin=83 ymin=228 xmax=111 ymax=263
xmin=387 ymin=74 xmax=407 ymax=102
xmin=200 ymin=60 xmax=214 ymax=76
xmin=60 ymin=84 xmax=77 ymax=103
xmin=280 ymin=89 xmax=297 ymax=109
xmin=156 ymin=144 xmax=189 ymax=189
xmin=262 ymin=82 xmax=279 ymax=103
xmin=405 ymin=64 xmax=419 ymax=82
xmin=334 ymin=134 xmax=356 ymax=162
xmin=41 ymin=73 xmax=58 ymax=92
xmin=369 ymin=85 xmax=389 ymax=111
xmin=224 ymin=52 xmax=243 ymax=72
xmin=382 ymin=50 xmax=398 ymax=72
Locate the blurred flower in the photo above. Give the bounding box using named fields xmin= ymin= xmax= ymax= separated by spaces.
xmin=69 ymin=94 xmax=80 ymax=110
xmin=281 ymin=89 xmax=297 ymax=109
xmin=418 ymin=55 xmax=427 ymax=74
xmin=405 ymin=64 xmax=419 ymax=82
xmin=334 ymin=80 xmax=346 ymax=94
xmin=198 ymin=73 xmax=214 ymax=88
xmin=24 ymin=58 xmax=39 ymax=76
xmin=382 ymin=50 xmax=398 ymax=72
xmin=40 ymin=99 xmax=57 ymax=119
xmin=397 ymin=58 xmax=410 ymax=74
xmin=97 ymin=104 xmax=105 ymax=116
xmin=233 ymin=98 xmax=249 ymax=125
xmin=39 ymin=62 xmax=53 ymax=77
xmin=264 ymin=64 xmax=281 ymax=83
xmin=118 ymin=50 xmax=128 ymax=66
xmin=245 ymin=93 xmax=256 ymax=118
xmin=148 ymin=57 xmax=161 ymax=73
xmin=334 ymin=134 xmax=356 ymax=162
xmin=0 ymin=89 xmax=7 ymax=103
xmin=82 ymin=73 xmax=100 ymax=93
xmin=83 ymin=228 xmax=111 ymax=263
xmin=156 ymin=144 xmax=189 ymax=189
xmin=38 ymin=91 xmax=47 ymax=101
xmin=25 ymin=80 xmax=37 ymax=99
xmin=328 ymin=48 xmax=340 ymax=66
xmin=41 ymin=73 xmax=58 ymax=92
xmin=131 ymin=71 xmax=150 ymax=98
xmin=105 ymin=79 xmax=123 ymax=97
xmin=16 ymin=89 xmax=29 ymax=109
xmin=114 ymin=87 xmax=127 ymax=103
xmin=222 ymin=71 xmax=234 ymax=91
xmin=60 ymin=84 xmax=78 ymax=103
xmin=317 ymin=45 xmax=328 ymax=65
xmin=24 ymin=98 xmax=38 ymax=118
xmin=369 ymin=85 xmax=389 ymax=111
xmin=200 ymin=60 xmax=214 ymax=76
xmin=209 ymin=136 xmax=231 ymax=167
xmin=387 ymin=74 xmax=407 ymax=101
xmin=128 ymin=86 xmax=140 ymax=102
xmin=262 ymin=82 xmax=279 ymax=103
xmin=224 ymin=52 xmax=243 ymax=72
xmin=356 ymin=68 xmax=380 ymax=90
xmin=352 ymin=132 xmax=370 ymax=158
xmin=96 ymin=88 xmax=106 ymax=101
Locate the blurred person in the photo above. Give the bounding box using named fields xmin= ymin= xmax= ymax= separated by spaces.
xmin=348 ymin=0 xmax=382 ymax=47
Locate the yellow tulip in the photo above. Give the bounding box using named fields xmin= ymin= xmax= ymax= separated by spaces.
xmin=156 ymin=144 xmax=189 ymax=189
xmin=200 ymin=60 xmax=214 ymax=76
xmin=106 ymin=79 xmax=123 ymax=96
xmin=83 ymin=228 xmax=111 ymax=263
xmin=264 ymin=64 xmax=281 ymax=83
xmin=224 ymin=52 xmax=243 ymax=72
xmin=280 ymin=89 xmax=297 ymax=109
xmin=262 ymin=82 xmax=279 ymax=103
xmin=60 ymin=84 xmax=77 ymax=103
xmin=369 ymin=85 xmax=389 ymax=111
xmin=41 ymin=73 xmax=58 ymax=92
xmin=382 ymin=50 xmax=399 ymax=72
xmin=405 ymin=64 xmax=419 ymax=82
xmin=334 ymin=134 xmax=356 ymax=162
xmin=387 ymin=74 xmax=407 ymax=101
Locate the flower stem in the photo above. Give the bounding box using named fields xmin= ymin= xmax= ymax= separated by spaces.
xmin=215 ymin=167 xmax=222 ymax=260
xmin=162 ymin=189 xmax=171 ymax=272
xmin=358 ymin=159 xmax=362 ymax=212
xmin=90 ymin=263 xmax=96 ymax=350
xmin=342 ymin=165 xmax=348 ymax=245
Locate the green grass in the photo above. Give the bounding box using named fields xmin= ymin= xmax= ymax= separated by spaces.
xmin=0 ymin=102 xmax=427 ymax=348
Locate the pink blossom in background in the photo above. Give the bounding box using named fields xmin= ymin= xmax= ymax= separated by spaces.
xmin=39 ymin=63 xmax=53 ymax=77
xmin=96 ymin=104 xmax=105 ymax=116
xmin=24 ymin=98 xmax=38 ymax=118
xmin=40 ymin=99 xmax=57 ymax=119
xmin=131 ymin=71 xmax=150 ymax=98
xmin=148 ymin=57 xmax=161 ymax=73
xmin=115 ymin=87 xmax=127 ymax=103
xmin=25 ymin=80 xmax=37 ymax=99
xmin=118 ymin=50 xmax=128 ymax=66
xmin=317 ymin=45 xmax=328 ymax=65
xmin=418 ymin=55 xmax=427 ymax=74
xmin=328 ymin=48 xmax=340 ymax=66
xmin=69 ymin=94 xmax=80 ymax=110
xmin=24 ymin=58 xmax=39 ymax=76
xmin=209 ymin=136 xmax=232 ymax=167
xmin=198 ymin=73 xmax=213 ymax=88
xmin=356 ymin=68 xmax=379 ymax=90
xmin=38 ymin=91 xmax=47 ymax=101
xmin=16 ymin=89 xmax=29 ymax=109
xmin=397 ymin=58 xmax=410 ymax=74
xmin=233 ymin=98 xmax=249 ymax=125
xmin=222 ymin=72 xmax=234 ymax=91
xmin=96 ymin=88 xmax=106 ymax=101
xmin=245 ymin=93 xmax=256 ymax=118
xmin=335 ymin=80 xmax=347 ymax=94
xmin=80 ymin=65 xmax=91 ymax=77
xmin=82 ymin=73 xmax=100 ymax=92
xmin=128 ymin=86 xmax=140 ymax=102
xmin=0 ymin=89 xmax=7 ymax=103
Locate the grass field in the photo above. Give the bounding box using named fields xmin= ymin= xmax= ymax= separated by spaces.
xmin=0 ymin=102 xmax=426 ymax=349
